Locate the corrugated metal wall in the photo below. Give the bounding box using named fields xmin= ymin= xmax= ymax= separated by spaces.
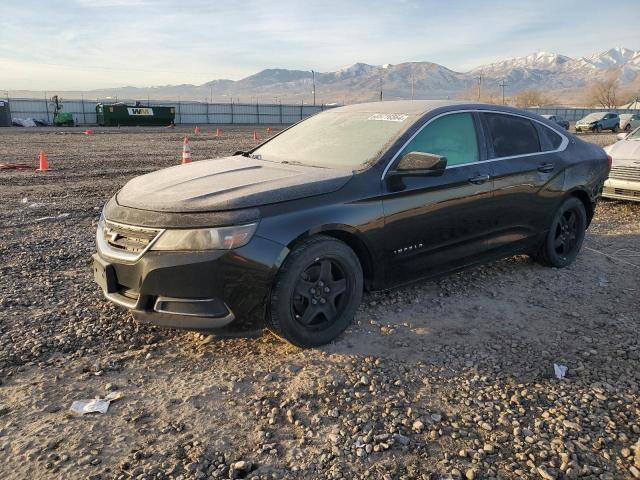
xmin=4 ymin=98 xmax=330 ymax=126
xmin=5 ymin=98 xmax=639 ymax=126
xmin=525 ymin=107 xmax=640 ymax=121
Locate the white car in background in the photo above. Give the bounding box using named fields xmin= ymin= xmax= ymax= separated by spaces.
xmin=603 ymin=127 xmax=640 ymax=202
xmin=619 ymin=113 xmax=640 ymax=132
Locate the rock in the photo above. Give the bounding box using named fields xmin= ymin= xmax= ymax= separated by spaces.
xmin=392 ymin=433 xmax=410 ymax=446
xmin=230 ymin=460 xmax=252 ymax=479
xmin=537 ymin=466 xmax=556 ymax=480
xmin=412 ymin=420 xmax=424 ymax=432
xmin=479 ymin=422 xmax=492 ymax=431
xmin=465 ymin=468 xmax=477 ymax=480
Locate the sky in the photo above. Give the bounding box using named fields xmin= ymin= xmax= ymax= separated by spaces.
xmin=1 ymin=0 xmax=639 ymax=90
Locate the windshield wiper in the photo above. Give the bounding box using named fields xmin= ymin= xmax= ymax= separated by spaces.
xmin=280 ymin=160 xmax=328 ymax=169
xmin=234 ymin=150 xmax=250 ymax=157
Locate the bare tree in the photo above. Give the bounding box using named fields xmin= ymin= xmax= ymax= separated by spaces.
xmin=587 ymin=77 xmax=620 ymax=109
xmin=512 ymin=89 xmax=554 ymax=108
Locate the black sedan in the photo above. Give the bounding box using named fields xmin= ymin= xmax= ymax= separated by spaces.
xmin=93 ymin=101 xmax=610 ymax=347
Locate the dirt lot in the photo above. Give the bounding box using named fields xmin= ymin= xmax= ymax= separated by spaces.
xmin=1 ymin=127 xmax=639 ymax=480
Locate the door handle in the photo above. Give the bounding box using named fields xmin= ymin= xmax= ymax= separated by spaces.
xmin=537 ymin=163 xmax=555 ymax=173
xmin=468 ymin=174 xmax=490 ymax=185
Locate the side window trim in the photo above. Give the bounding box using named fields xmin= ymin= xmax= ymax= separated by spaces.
xmin=381 ymin=109 xmax=569 ymax=179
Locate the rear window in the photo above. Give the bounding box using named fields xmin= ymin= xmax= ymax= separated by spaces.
xmin=483 ymin=113 xmax=540 ymax=158
xmin=537 ymin=124 xmax=563 ymax=150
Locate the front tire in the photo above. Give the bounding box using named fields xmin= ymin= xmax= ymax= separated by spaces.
xmin=595 ymin=124 xmax=602 ymax=133
xmin=612 ymin=125 xmax=619 ymax=133
xmin=268 ymin=235 xmax=363 ymax=348
xmin=625 ymin=124 xmax=632 ymax=132
xmin=532 ymin=197 xmax=587 ymax=268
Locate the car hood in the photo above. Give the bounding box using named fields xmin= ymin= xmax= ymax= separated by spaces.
xmin=116 ymin=156 xmax=353 ymax=213
xmin=604 ymin=140 xmax=640 ymax=162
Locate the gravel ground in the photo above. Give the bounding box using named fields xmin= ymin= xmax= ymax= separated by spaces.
xmin=1 ymin=127 xmax=639 ymax=480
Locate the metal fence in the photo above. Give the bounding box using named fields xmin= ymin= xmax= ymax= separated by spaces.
xmin=4 ymin=97 xmax=640 ymax=126
xmin=526 ymin=107 xmax=640 ymax=122
xmin=4 ymin=97 xmax=331 ymax=126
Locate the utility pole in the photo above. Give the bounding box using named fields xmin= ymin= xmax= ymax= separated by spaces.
xmin=499 ymin=78 xmax=508 ymax=105
xmin=476 ymin=72 xmax=483 ymax=101
xmin=311 ymin=70 xmax=316 ymax=105
xmin=379 ymin=72 xmax=383 ymax=102
xmin=411 ymin=72 xmax=415 ymax=100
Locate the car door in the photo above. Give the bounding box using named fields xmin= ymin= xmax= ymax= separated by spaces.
xmin=480 ymin=112 xmax=569 ymax=254
xmin=381 ymin=111 xmax=496 ymax=286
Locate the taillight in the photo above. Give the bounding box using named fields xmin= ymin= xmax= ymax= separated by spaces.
xmin=607 ymin=154 xmax=612 ymax=171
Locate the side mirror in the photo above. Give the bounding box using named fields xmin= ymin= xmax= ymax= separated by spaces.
xmin=617 ymin=132 xmax=628 ymax=141
xmin=394 ymin=152 xmax=448 ymax=175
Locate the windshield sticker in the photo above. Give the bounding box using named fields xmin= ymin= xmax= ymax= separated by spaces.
xmin=367 ymin=113 xmax=408 ymax=122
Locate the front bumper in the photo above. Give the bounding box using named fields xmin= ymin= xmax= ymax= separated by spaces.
xmin=92 ymin=235 xmax=288 ymax=332
xmin=602 ymin=178 xmax=640 ymax=202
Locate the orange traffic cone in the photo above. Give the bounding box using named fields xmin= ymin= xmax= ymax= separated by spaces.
xmin=252 ymin=131 xmax=258 ymax=141
xmin=36 ymin=150 xmax=49 ymax=172
xmin=266 ymin=127 xmax=272 ymax=134
xmin=215 ymin=128 xmax=221 ymax=137
xmin=181 ymin=137 xmax=192 ymax=164
xmin=194 ymin=126 xmax=201 ymax=135
xmin=84 ymin=129 xmax=93 ymax=135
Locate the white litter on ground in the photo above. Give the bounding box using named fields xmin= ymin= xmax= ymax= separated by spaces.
xmin=34 ymin=213 xmax=70 ymax=222
xmin=554 ymin=363 xmax=568 ymax=380
xmin=69 ymin=391 xmax=123 ymax=415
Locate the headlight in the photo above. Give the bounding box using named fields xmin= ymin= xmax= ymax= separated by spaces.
xmin=151 ymin=223 xmax=258 ymax=251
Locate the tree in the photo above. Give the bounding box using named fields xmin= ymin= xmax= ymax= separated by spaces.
xmin=587 ymin=77 xmax=619 ymax=109
xmin=512 ymin=89 xmax=554 ymax=108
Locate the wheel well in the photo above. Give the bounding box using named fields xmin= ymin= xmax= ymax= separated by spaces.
xmin=288 ymin=230 xmax=375 ymax=289
xmin=569 ymin=189 xmax=594 ymax=226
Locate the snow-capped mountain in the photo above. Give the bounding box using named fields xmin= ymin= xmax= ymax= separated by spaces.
xmin=16 ymin=47 xmax=640 ymax=103
xmin=469 ymin=47 xmax=640 ymax=91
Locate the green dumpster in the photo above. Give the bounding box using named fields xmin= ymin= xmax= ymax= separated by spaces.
xmin=96 ymin=103 xmax=175 ymax=126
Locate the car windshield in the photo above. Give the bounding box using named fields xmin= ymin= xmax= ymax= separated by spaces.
xmin=582 ymin=113 xmax=606 ymax=122
xmin=628 ymin=127 xmax=640 ymax=140
xmin=252 ymin=110 xmax=418 ymax=169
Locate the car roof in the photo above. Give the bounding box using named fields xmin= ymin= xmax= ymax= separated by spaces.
xmin=330 ymin=100 xmax=467 ymax=115
xmin=328 ymin=100 xmax=544 ymax=117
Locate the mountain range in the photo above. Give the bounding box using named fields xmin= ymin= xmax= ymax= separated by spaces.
xmin=10 ymin=47 xmax=640 ymax=105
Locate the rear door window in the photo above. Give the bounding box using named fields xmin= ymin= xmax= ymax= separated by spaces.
xmin=483 ymin=113 xmax=541 ymax=158
xmin=399 ymin=112 xmax=479 ymax=166
xmin=536 ymin=124 xmax=563 ymax=150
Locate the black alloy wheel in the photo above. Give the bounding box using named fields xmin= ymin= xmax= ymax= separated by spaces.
xmin=291 ymin=258 xmax=348 ymax=330
xmin=269 ymin=235 xmax=363 ymax=347
xmin=553 ymin=208 xmax=580 ymax=257
xmin=533 ymin=196 xmax=587 ymax=268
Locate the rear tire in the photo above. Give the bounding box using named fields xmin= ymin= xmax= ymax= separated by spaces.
xmin=625 ymin=124 xmax=631 ymax=132
xmin=532 ymin=197 xmax=587 ymax=268
xmin=268 ymin=235 xmax=363 ymax=348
